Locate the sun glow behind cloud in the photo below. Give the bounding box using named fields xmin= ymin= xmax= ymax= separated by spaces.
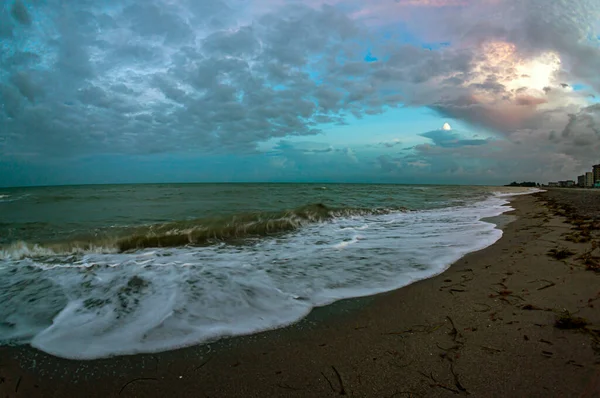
xmin=468 ymin=41 xmax=561 ymax=102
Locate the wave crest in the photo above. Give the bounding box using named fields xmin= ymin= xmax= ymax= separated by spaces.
xmin=1 ymin=203 xmax=404 ymax=259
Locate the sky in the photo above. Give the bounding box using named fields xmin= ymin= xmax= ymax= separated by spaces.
xmin=1 ymin=0 xmax=600 ymax=186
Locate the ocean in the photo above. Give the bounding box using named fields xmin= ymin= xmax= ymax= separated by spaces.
xmin=0 ymin=183 xmax=536 ymax=359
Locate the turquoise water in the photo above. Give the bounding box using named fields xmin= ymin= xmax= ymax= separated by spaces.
xmin=0 ymin=183 xmax=533 ymax=359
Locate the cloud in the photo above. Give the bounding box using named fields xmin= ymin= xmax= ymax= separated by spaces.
xmin=382 ymin=141 xmax=401 ymax=148
xmin=561 ymin=104 xmax=600 ymax=139
xmin=1 ymin=0 xmax=600 ymax=185
xmin=272 ymin=140 xmax=334 ymax=154
xmin=341 ymin=147 xmax=358 ymax=162
xmin=10 ymin=0 xmax=31 ymax=26
xmin=367 ymin=139 xmax=402 ymax=148
xmin=420 ymin=129 xmax=489 ymax=148
xmin=3 ymin=2 xmax=402 ymax=158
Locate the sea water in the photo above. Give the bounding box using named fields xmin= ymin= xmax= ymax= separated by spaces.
xmin=0 ymin=183 xmax=538 ymax=359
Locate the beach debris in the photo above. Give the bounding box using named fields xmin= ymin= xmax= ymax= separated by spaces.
xmin=193 ymin=356 xmax=212 ymax=371
xmin=522 ymin=304 xmax=542 ymax=310
xmin=578 ymin=251 xmax=600 ymax=272
xmin=321 ymin=366 xmax=347 ymax=395
xmin=480 ymin=346 xmax=503 ymax=353
xmin=587 ymin=329 xmax=600 ymax=354
xmin=275 ymin=383 xmax=303 ymax=391
xmin=417 ymin=368 xmax=468 ymax=395
xmin=450 ymin=363 xmax=468 ymax=394
xmin=489 ymin=289 xmax=524 ymax=303
xmin=564 ymin=231 xmax=591 ymax=243
xmin=539 ymin=339 xmax=553 ymax=345
xmin=565 ymin=360 xmax=584 ymax=368
xmin=119 ymin=377 xmax=158 ymax=395
xmin=15 ymin=375 xmax=21 ymax=393
xmin=536 ymin=279 xmax=556 ymax=291
xmin=436 ymin=343 xmax=461 ymax=352
xmin=547 ymin=248 xmax=575 ymax=260
xmin=446 ymin=316 xmax=460 ymax=342
xmin=585 ymin=261 xmax=600 ymax=272
xmin=321 ymin=371 xmax=335 ymax=392
xmin=554 ymin=311 xmax=588 ymax=330
xmin=440 ymin=273 xmax=473 ymax=294
xmin=584 ymin=292 xmax=600 ymax=309
xmin=542 ymin=351 xmax=553 ymax=357
xmin=332 ymin=366 xmax=347 ymax=395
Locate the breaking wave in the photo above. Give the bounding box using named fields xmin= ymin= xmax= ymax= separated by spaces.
xmin=0 ymin=203 xmax=404 ymax=259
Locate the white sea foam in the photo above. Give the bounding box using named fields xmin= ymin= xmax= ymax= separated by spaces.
xmin=0 ymin=192 xmax=524 ymax=359
xmin=0 ymin=241 xmax=118 ymax=261
xmin=0 ymin=193 xmax=30 ymax=203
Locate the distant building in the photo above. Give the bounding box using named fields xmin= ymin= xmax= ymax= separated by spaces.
xmin=594 ymin=164 xmax=600 ymax=185
xmin=558 ymin=180 xmax=575 ymax=187
xmin=548 ymin=182 xmax=559 ymax=187
xmin=578 ymin=175 xmax=585 ymax=187
xmin=586 ymin=172 xmax=594 ymax=188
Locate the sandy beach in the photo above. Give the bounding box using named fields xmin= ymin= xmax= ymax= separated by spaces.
xmin=1 ymin=191 xmax=600 ymax=397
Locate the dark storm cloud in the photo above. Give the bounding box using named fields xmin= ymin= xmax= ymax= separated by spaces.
xmin=11 ymin=0 xmax=31 ymax=26
xmin=2 ymin=1 xmax=405 ymax=158
xmin=10 ymin=71 xmax=42 ymax=103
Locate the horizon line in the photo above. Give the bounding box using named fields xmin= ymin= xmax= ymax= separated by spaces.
xmin=0 ymin=181 xmax=517 ymax=189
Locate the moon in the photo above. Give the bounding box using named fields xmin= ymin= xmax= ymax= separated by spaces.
xmin=442 ymin=122 xmax=452 ymax=131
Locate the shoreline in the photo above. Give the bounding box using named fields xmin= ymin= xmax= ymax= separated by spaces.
xmin=2 ymin=193 xmax=600 ymax=397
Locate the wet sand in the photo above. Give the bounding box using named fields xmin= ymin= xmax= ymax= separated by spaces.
xmin=1 ymin=192 xmax=600 ymax=397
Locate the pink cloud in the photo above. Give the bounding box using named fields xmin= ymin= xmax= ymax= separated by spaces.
xmin=515 ymin=95 xmax=548 ymax=106
xmin=393 ymin=0 xmax=469 ymax=7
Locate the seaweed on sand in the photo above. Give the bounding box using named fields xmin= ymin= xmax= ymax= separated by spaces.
xmin=554 ymin=311 xmax=588 ymax=330
xmin=547 ymin=248 xmax=575 ymax=260
xmin=578 ymin=252 xmax=600 ymax=272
